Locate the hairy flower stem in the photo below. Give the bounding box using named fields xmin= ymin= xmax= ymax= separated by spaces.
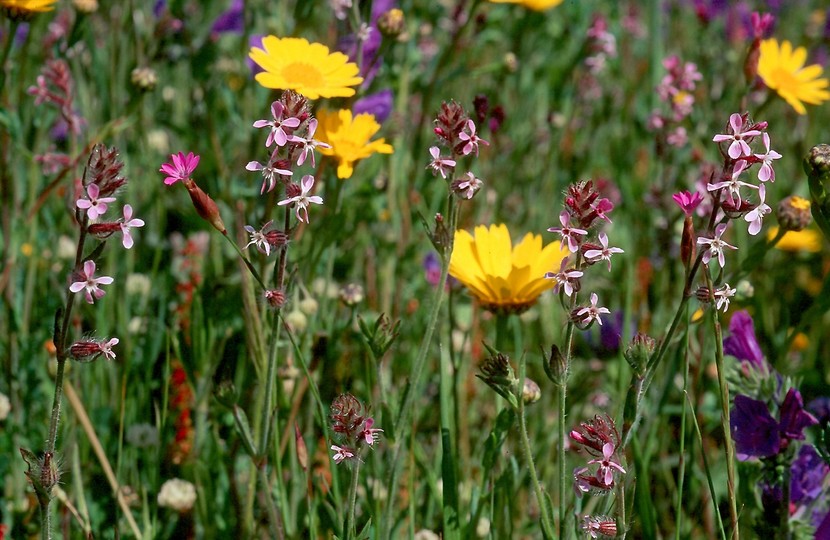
xmin=518 ymin=355 xmax=555 ymax=539
xmin=705 ymin=273 xmax=739 ymax=540
xmin=558 ymin=292 xmax=578 ymax=538
xmin=344 ymin=459 xmax=362 ymax=540
xmin=382 ymin=197 xmax=460 ymax=537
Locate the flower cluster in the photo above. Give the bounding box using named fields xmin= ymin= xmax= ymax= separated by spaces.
xmin=570 ymin=415 xmax=626 ymax=496
xmin=329 ymin=393 xmax=383 ymax=464
xmin=544 ymin=180 xmax=621 ymax=328
xmin=584 ymin=15 xmax=617 ymax=75
xmin=648 ymin=55 xmax=702 ymax=148
xmin=428 ymin=101 xmax=488 ymax=200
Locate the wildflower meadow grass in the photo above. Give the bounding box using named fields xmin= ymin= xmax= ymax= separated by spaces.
xmin=3 ymin=1 xmax=830 ymax=539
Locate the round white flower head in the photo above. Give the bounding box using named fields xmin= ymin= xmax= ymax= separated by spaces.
xmin=0 ymin=392 xmax=10 ymax=421
xmin=157 ymin=478 xmax=197 ymax=513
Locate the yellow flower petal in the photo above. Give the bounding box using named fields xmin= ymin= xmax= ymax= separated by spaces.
xmin=758 ymin=38 xmax=830 ymax=115
xmin=316 ymin=109 xmax=394 ymax=179
xmin=488 ymin=0 xmax=563 ymax=11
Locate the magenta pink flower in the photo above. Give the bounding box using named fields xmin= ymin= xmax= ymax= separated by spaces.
xmin=69 ymin=260 xmax=114 ymax=304
xmin=672 ymin=190 xmax=704 ymax=216
xmin=277 ymin=175 xmax=324 ymax=224
xmin=712 ymin=113 xmax=762 ymax=159
xmin=253 ymin=101 xmax=301 ymax=148
xmin=119 ymin=205 xmax=145 ymax=249
xmin=587 ymin=442 xmax=626 ymax=486
xmin=358 ymin=418 xmax=384 ymax=446
xmin=160 ymin=151 xmax=200 ymax=185
xmin=745 ymin=184 xmax=771 ymax=235
xmin=458 ymin=119 xmax=489 ymax=157
xmin=547 ymin=211 xmax=588 ymax=253
xmin=76 ymin=183 xmax=116 ymax=220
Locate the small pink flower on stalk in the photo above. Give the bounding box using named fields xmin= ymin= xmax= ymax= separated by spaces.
xmin=544 ymin=257 xmax=583 ymax=297
xmin=427 ymin=146 xmax=456 ymax=179
xmin=582 ymin=515 xmax=618 ymax=539
xmin=246 ymin=158 xmax=293 ymax=194
xmin=583 ymin=232 xmax=624 ymax=271
xmin=69 ymin=260 xmax=114 ymax=304
xmin=458 ymin=119 xmax=489 ymax=156
xmin=573 ymin=293 xmax=611 ymax=327
xmin=754 ymin=132 xmax=782 ymax=182
xmin=359 ymin=418 xmax=383 ymax=446
xmin=672 ymin=190 xmax=704 ymax=216
xmin=712 ymin=113 xmax=763 ymax=159
xmin=76 ymin=183 xmax=116 ymax=220
xmin=289 ymin=119 xmax=331 ymax=167
xmin=548 ymin=211 xmax=588 ymax=253
xmin=331 ymin=445 xmax=356 ymax=464
xmin=588 ymin=442 xmax=627 ymax=486
xmin=744 ymin=183 xmax=771 ymax=235
xmin=243 ymin=221 xmax=288 ymax=256
xmin=697 ymin=223 xmax=737 ymax=267
xmin=713 ymin=283 xmax=736 ymax=312
xmin=160 ymin=152 xmax=200 ymax=185
xmin=69 ymin=337 xmax=119 ymax=362
xmin=253 ymin=101 xmax=301 ymax=147
xmin=452 ymin=171 xmax=483 ymax=199
xmin=707 ymin=161 xmax=758 ymax=204
xmin=119 ymin=205 xmax=145 ymax=249
xmin=278 ymin=175 xmax=323 ymax=224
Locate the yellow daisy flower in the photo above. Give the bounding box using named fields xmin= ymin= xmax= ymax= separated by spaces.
xmin=450 ymin=224 xmax=566 ymax=314
xmin=757 ymin=39 xmax=830 ymax=115
xmin=249 ymin=37 xmax=363 ymax=100
xmin=316 ymin=109 xmax=394 ymax=179
xmin=768 ymin=226 xmax=823 ymax=253
xmin=489 ymin=0 xmax=563 ymax=11
xmin=1 ymin=0 xmax=57 ymax=19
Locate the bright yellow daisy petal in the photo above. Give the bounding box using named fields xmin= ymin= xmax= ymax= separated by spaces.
xmin=316 ymin=109 xmax=393 ymax=179
xmin=768 ymin=227 xmax=823 ymax=253
xmin=1 ymin=0 xmax=56 ymax=19
xmin=758 ymin=38 xmax=830 ymax=115
xmin=449 ymin=224 xmax=566 ymax=314
xmin=488 ymin=0 xmax=563 ymax=11
xmin=249 ymin=36 xmax=363 ymax=100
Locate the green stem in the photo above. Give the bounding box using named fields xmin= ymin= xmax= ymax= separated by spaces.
xmin=344 ymin=459 xmax=362 ymax=540
xmin=558 ymin=311 xmax=576 ymax=538
xmin=518 ymin=355 xmax=555 ymax=539
xmin=257 ymin=466 xmax=283 ymax=540
xmin=674 ymin=303 xmax=691 ymax=540
xmin=0 ymin=20 xmax=19 ymax=93
xmin=439 ymin=343 xmax=460 ymax=540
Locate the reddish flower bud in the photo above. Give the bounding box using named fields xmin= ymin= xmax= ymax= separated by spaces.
xmin=680 ymin=215 xmax=696 ymax=269
xmin=184 ymin=179 xmax=226 ymax=234
xmin=264 ymin=289 xmax=286 ymax=309
xmin=285 ymin=182 xmax=302 ymax=198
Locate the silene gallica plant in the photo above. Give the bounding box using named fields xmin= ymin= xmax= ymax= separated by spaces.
xmin=2 ymin=1 xmax=830 ymax=540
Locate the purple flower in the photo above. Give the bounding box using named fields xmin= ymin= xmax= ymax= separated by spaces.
xmin=160 ymin=151 xmax=200 ymax=185
xmin=211 ymin=0 xmax=244 ymax=35
xmin=816 ymin=509 xmax=830 ymax=539
xmin=723 ymin=310 xmax=765 ymax=368
xmin=354 ymin=89 xmax=393 ymax=124
xmin=790 ymin=445 xmax=829 ymax=506
xmin=731 ymin=388 xmax=818 ymax=460
xmin=807 ymin=396 xmax=830 ymax=424
xmin=246 ymin=34 xmax=266 ymax=76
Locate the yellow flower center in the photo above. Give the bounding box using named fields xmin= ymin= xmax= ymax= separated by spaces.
xmin=790 ymin=196 xmax=811 ymax=210
xmin=770 ymin=67 xmax=799 ymax=92
xmin=282 ymin=63 xmax=325 ymax=89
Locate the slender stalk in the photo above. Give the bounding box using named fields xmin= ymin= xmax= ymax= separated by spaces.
xmin=344 ymin=459 xmax=362 ymax=540
xmin=558 ymin=305 xmax=577 ymax=538
xmin=674 ymin=303 xmax=691 ymax=540
xmin=439 ymin=343 xmax=460 ymax=540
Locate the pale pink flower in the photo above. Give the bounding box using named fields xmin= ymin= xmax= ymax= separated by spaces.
xmin=278 ymin=175 xmax=324 ymax=224
xmin=289 ymin=119 xmax=331 ymax=167
xmin=244 ymin=220 xmax=274 ymax=256
xmin=547 ymin=211 xmax=588 ymax=253
xmin=707 ymin=161 xmax=757 ymax=204
xmin=331 ymin=445 xmax=355 ymax=464
xmin=246 ymin=158 xmax=293 ymax=194
xmin=453 ymin=171 xmax=482 ymax=199
xmin=587 ymin=442 xmax=626 ymax=486
xmin=458 ymin=119 xmax=489 ymax=156
xmin=575 ymin=293 xmax=611 ymax=326
xmin=359 ymin=418 xmax=383 ymax=446
xmin=253 ymin=101 xmax=301 ymax=148
xmin=754 ymin=133 xmax=781 ymax=182
xmin=712 ymin=113 xmax=762 ymax=159
xmin=119 ymin=205 xmax=145 ymax=249
xmin=744 ymin=183 xmax=771 ymax=236
xmin=160 ymin=151 xmax=200 ymax=185
xmin=697 ymin=223 xmax=737 ymax=267
xmin=69 ymin=260 xmax=114 ymax=304
xmin=713 ymin=283 xmax=736 ymax=312
xmin=99 ymin=338 xmax=119 ymax=361
xmin=427 ymin=146 xmax=456 ymax=179
xmin=544 ymin=257 xmax=583 ymax=297
xmin=76 ymin=183 xmax=116 ymax=220
xmin=584 ymin=232 xmax=624 ymax=271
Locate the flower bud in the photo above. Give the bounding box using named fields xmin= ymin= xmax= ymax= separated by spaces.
xmin=184 ymin=180 xmax=226 ymax=234
xmin=543 ymin=344 xmax=568 ymax=386
xmin=680 ymin=216 xmax=696 ymax=269
xmin=131 ymin=67 xmax=158 ymax=92
xmin=624 ymin=333 xmax=655 ymax=377
xmin=777 ymin=195 xmax=812 ymax=232
xmin=213 ymin=379 xmax=238 ymax=408
xmin=522 ymin=377 xmax=541 ymax=405
xmin=377 ymin=8 xmax=405 ymax=38
xmin=339 ymin=283 xmax=364 ymax=306
xmin=264 ymin=289 xmax=287 ymax=309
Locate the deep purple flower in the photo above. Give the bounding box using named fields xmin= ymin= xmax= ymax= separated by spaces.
xmin=731 ymin=388 xmax=818 ymax=460
xmin=246 ymin=34 xmax=265 ymax=76
xmin=808 ymin=397 xmax=830 ymax=425
xmin=153 ymin=0 xmax=166 ymax=18
xmin=816 ymin=510 xmax=830 ymax=539
xmin=211 ymin=0 xmax=244 ymax=35
xmin=723 ymin=310 xmax=765 ymax=368
xmin=790 ymin=445 xmax=829 ymax=505
xmin=354 ymin=89 xmax=393 ymax=124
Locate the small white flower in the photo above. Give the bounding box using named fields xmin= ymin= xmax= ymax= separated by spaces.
xmin=157 ymin=478 xmax=197 ymax=513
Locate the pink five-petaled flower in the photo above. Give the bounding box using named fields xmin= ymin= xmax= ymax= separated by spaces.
xmin=76 ymin=183 xmax=116 ymax=221
xmin=69 ymin=337 xmax=120 ymax=362
xmin=575 ymin=293 xmax=611 ymax=326
xmin=69 ymin=260 xmax=114 ymax=304
xmin=278 ymin=175 xmax=323 ymax=224
xmin=587 ymin=442 xmax=626 ymax=486
xmin=359 ymin=418 xmax=383 ymax=446
xmin=246 ymin=158 xmax=293 ymax=194
xmin=458 ymin=119 xmax=489 ymax=156
xmin=253 ymin=101 xmax=301 ymax=148
xmin=707 ymin=161 xmax=757 ymax=205
xmin=672 ymin=190 xmax=704 ymax=217
xmin=713 ymin=283 xmax=736 ymax=312
xmin=331 ymin=445 xmax=355 ymax=464
xmin=119 ymin=205 xmax=145 ymax=249
xmin=548 ymin=211 xmax=588 ymax=253
xmin=244 ymin=220 xmax=274 ymax=256
xmin=745 ymin=183 xmax=771 ymax=236
xmin=453 ymin=171 xmax=483 ymax=199
xmin=427 ymin=146 xmax=456 ymax=179
xmin=584 ymin=232 xmax=624 ymax=271
xmin=712 ymin=113 xmax=763 ymax=159
xmin=544 ymin=257 xmax=583 ymax=297
xmin=160 ymin=151 xmax=200 ymax=185
xmin=754 ymin=132 xmax=782 ymax=182
xmin=697 ymin=223 xmax=737 ymax=267
xmin=289 ymin=119 xmax=331 ymax=168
